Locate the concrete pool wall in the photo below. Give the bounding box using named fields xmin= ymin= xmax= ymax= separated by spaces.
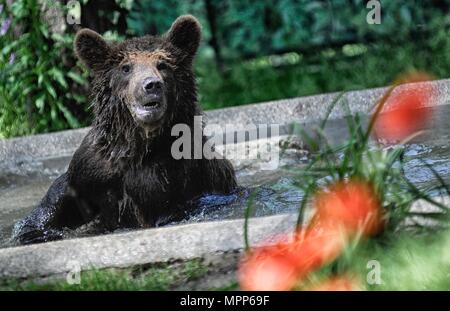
xmin=1 ymin=79 xmax=449 ymax=279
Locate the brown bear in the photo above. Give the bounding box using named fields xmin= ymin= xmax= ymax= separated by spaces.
xmin=12 ymin=15 xmax=237 ymax=245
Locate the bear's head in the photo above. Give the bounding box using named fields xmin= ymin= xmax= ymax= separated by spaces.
xmin=74 ymin=15 xmax=202 ymax=144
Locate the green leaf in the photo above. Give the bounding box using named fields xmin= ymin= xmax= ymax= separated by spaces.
xmin=44 ymin=81 xmax=57 ymax=99
xmin=67 ymin=71 xmax=87 ymax=85
xmin=56 ymin=101 xmax=81 ymax=128
xmin=50 ymin=68 xmax=68 ymax=89
xmin=35 ymin=95 xmax=46 ymax=112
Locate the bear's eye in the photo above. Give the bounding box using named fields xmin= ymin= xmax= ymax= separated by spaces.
xmin=121 ymin=64 xmax=131 ymax=73
xmin=156 ymin=61 xmax=169 ymax=71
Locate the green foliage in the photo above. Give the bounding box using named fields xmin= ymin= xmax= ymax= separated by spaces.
xmin=128 ymin=0 xmax=450 ymax=111
xmin=197 ymin=31 xmax=450 ymax=110
xmin=128 ymin=0 xmax=449 ymax=59
xmin=1 ymin=1 xmax=450 ymax=138
xmin=307 ymin=228 xmax=450 ymax=290
xmin=352 ymin=230 xmax=450 ymax=290
xmin=127 ymin=0 xmax=204 ymax=36
xmin=0 ymin=0 xmax=88 ymax=138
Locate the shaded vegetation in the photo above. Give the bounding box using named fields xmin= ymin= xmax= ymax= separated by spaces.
xmin=0 ymin=1 xmax=449 ymax=137
xmin=0 ymin=0 xmax=89 ymax=138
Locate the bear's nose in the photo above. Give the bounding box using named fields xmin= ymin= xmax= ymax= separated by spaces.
xmin=143 ymin=77 xmax=163 ymax=94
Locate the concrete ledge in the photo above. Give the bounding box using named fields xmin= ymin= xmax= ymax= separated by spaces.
xmin=0 ymin=128 xmax=89 ymax=165
xmin=207 ymin=79 xmax=450 ymax=128
xmin=0 ymin=195 xmax=447 ymax=279
xmin=0 ymin=213 xmax=297 ymax=279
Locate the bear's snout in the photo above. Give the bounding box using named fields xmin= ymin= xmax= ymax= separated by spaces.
xmin=143 ymin=77 xmax=163 ymax=95
xmin=128 ymin=75 xmax=167 ymax=129
xmin=138 ymin=76 xmax=164 ymax=108
xmin=134 ymin=75 xmax=165 ymax=109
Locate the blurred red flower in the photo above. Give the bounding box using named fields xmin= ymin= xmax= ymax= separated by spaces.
xmin=238 ymin=240 xmax=301 ymax=291
xmin=238 ymin=226 xmax=345 ymax=291
xmin=374 ymin=72 xmax=435 ymax=142
xmin=239 ymin=177 xmax=385 ymax=290
xmin=309 ymin=275 xmax=360 ymax=291
xmin=290 ymin=226 xmax=345 ymax=272
xmin=313 ymin=179 xmax=384 ymax=237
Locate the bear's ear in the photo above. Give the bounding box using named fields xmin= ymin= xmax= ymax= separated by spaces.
xmin=166 ymin=15 xmax=202 ymax=57
xmin=74 ymin=29 xmax=110 ymax=72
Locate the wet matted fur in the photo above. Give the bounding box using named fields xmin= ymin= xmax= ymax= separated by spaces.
xmin=12 ymin=15 xmax=237 ymax=245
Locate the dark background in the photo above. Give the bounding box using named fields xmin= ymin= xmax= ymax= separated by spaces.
xmin=0 ymin=0 xmax=449 ymax=138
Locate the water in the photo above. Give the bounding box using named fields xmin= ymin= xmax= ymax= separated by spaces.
xmin=1 ymin=138 xmax=449 ymax=248
xmin=1 ymin=106 xmax=450 ymax=248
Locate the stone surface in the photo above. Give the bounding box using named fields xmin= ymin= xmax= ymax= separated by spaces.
xmin=0 ymin=213 xmax=297 ymax=279
xmin=0 ymin=196 xmax=447 ymax=279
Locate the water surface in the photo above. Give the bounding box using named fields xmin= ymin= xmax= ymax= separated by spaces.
xmin=1 ymin=137 xmax=449 ymax=248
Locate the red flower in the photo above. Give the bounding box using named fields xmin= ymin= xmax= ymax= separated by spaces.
xmin=374 ymin=72 xmax=435 ymax=142
xmin=238 ymin=237 xmax=302 ymax=291
xmin=309 ymin=275 xmax=360 ymax=291
xmin=313 ymin=179 xmax=383 ymax=237
xmin=239 ymin=178 xmax=384 ymax=291
xmin=290 ymin=226 xmax=345 ymax=272
xmin=238 ymin=227 xmax=345 ymax=291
